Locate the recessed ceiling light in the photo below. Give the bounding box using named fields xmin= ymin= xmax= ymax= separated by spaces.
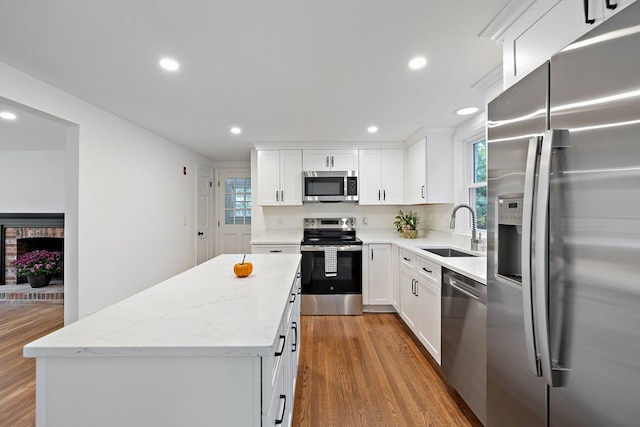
xmin=408 ymin=56 xmax=427 ymax=70
xmin=159 ymin=58 xmax=180 ymax=72
xmin=0 ymin=111 xmax=17 ymax=120
xmin=230 ymin=127 xmax=242 ymax=135
xmin=456 ymin=107 xmax=480 ymax=116
xmin=367 ymin=126 xmax=378 ymax=133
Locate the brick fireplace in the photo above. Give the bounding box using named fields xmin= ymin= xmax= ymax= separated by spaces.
xmin=1 ymin=214 xmax=64 ymax=285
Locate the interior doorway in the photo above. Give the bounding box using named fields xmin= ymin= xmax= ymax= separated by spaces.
xmin=216 ymin=170 xmax=251 ymax=255
xmin=195 ymin=164 xmax=213 ymax=265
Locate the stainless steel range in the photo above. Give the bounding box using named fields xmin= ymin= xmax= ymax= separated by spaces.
xmin=300 ymin=217 xmax=363 ymax=315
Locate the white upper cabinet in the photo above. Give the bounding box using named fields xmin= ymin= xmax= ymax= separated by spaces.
xmin=404 ymin=136 xmax=452 ymax=204
xmin=358 ymin=149 xmax=404 ymax=205
xmin=257 ymin=150 xmax=302 ymax=206
xmin=501 ymin=0 xmax=636 ymax=88
xmin=302 ymin=149 xmax=358 ymax=171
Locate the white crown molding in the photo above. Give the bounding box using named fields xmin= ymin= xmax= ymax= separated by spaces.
xmin=479 ymin=0 xmax=537 ymax=41
xmin=472 ymin=64 xmax=503 ymax=93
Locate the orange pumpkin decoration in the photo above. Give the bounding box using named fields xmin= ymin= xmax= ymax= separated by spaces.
xmin=234 ymin=257 xmax=253 ymax=278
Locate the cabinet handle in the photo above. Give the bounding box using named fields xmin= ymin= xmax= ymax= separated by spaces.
xmin=270 ymin=250 xmax=282 ymax=253
xmin=292 ymin=322 xmax=298 ymax=352
xmin=383 ymin=189 xmax=386 ymax=201
xmin=371 ymin=249 xmax=374 ymax=260
xmin=411 ymin=279 xmax=415 ymax=295
xmin=275 ymin=335 xmax=286 ymax=357
xmin=421 ymin=185 xmax=425 ymax=199
xmin=275 ymin=394 xmax=287 ymax=425
xmin=290 ymin=292 xmax=296 ymax=303
xmin=276 ymin=191 xmax=279 ymax=202
xmin=606 ymin=0 xmax=617 ymax=9
xmin=422 ymin=267 xmax=432 ymax=274
xmin=281 ymin=190 xmax=284 ymax=202
xmin=331 ymin=156 xmax=334 ymax=167
xmin=403 ymin=257 xmax=411 ymax=262
xmin=583 ymin=0 xmax=595 ymax=23
xmin=415 ymin=280 xmax=418 ymax=297
xmin=378 ymin=189 xmax=381 ymax=201
xmin=326 ymin=156 xmax=329 ymax=167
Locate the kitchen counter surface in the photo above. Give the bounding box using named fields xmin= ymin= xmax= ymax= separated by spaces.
xmin=358 ymin=230 xmax=487 ymax=284
xmin=252 ymin=230 xmax=486 ymax=284
xmin=24 ymin=254 xmax=302 ymax=359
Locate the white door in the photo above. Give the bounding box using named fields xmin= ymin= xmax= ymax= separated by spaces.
xmin=217 ymin=170 xmax=252 ymax=255
xmin=196 ymin=164 xmax=213 ymax=265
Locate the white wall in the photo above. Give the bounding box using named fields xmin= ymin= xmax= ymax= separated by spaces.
xmin=0 ymin=62 xmax=215 ymax=321
xmin=0 ymin=150 xmax=65 ymax=212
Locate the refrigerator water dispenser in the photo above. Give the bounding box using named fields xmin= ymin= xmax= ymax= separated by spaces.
xmin=497 ymin=195 xmax=523 ymax=284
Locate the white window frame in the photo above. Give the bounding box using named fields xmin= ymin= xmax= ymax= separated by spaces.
xmin=464 ymin=131 xmax=487 ymax=233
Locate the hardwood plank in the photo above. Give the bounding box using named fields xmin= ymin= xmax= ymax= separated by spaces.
xmin=293 ymin=313 xmax=482 ymax=427
xmin=0 ymin=304 xmax=64 ymax=427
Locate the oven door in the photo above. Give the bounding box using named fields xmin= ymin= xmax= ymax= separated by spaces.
xmin=300 ymin=245 xmax=362 ymax=294
xmin=300 ymin=244 xmax=363 ymax=315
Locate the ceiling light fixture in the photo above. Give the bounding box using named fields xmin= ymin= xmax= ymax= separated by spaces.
xmin=456 ymin=107 xmax=480 ymax=116
xmin=159 ymin=58 xmax=180 ymax=72
xmin=408 ymin=56 xmax=427 ymax=70
xmin=0 ymin=111 xmax=17 ymax=120
xmin=367 ymin=126 xmax=378 ymax=133
xmin=230 ymin=127 xmax=242 ymax=135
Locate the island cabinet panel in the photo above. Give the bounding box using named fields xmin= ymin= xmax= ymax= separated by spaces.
xmin=24 ymin=254 xmax=302 ymax=427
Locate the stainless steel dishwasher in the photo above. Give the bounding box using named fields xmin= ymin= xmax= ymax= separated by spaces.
xmin=441 ymin=268 xmax=486 ymax=425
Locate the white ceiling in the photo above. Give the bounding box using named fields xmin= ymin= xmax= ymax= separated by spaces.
xmin=0 ymin=0 xmax=508 ymax=161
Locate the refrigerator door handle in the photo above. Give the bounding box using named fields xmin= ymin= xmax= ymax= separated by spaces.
xmin=522 ymin=136 xmax=543 ymax=377
xmin=535 ymin=129 xmax=568 ymax=387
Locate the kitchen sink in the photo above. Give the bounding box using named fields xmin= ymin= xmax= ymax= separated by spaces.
xmin=421 ymin=247 xmax=478 ymax=257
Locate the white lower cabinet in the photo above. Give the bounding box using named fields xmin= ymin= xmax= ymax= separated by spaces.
xmin=398 ymin=249 xmax=442 ymax=364
xmin=366 ymin=244 xmax=393 ymax=305
xmin=263 ymin=274 xmax=300 ymax=426
xmin=400 ymin=266 xmax=419 ymax=331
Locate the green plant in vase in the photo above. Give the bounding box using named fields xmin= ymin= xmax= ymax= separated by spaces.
xmin=393 ymin=210 xmax=420 ymax=238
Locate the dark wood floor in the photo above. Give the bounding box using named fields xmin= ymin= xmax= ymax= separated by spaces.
xmin=293 ymin=313 xmax=482 ymax=427
xmin=0 ymin=306 xmax=480 ymax=427
xmin=0 ymin=304 xmax=64 ymax=427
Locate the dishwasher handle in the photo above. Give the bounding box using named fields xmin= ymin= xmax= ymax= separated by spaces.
xmin=447 ymin=277 xmax=480 ymax=300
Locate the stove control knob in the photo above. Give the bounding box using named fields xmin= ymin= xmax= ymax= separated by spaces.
xmin=340 ymin=220 xmax=345 ymax=225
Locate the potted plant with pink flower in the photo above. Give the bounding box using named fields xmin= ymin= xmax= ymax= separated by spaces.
xmin=10 ymin=250 xmax=63 ymax=288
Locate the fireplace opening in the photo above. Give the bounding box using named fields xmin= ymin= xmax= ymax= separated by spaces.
xmin=1 ymin=214 xmax=64 ymax=286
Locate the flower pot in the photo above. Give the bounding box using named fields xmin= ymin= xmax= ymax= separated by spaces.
xmin=402 ymin=230 xmax=418 ymax=239
xmin=26 ymin=274 xmax=52 ymax=288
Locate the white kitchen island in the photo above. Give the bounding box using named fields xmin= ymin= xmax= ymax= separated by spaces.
xmin=24 ymin=254 xmax=302 ymax=427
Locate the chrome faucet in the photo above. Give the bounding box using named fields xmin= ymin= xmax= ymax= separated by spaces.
xmin=450 ymin=204 xmax=481 ymax=251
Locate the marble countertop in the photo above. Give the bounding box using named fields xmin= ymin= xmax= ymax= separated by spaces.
xmin=24 ymin=254 xmax=302 ymax=359
xmin=252 ymin=230 xmax=486 ymax=284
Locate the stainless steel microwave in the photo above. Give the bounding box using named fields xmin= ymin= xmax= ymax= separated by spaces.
xmin=302 ymin=171 xmax=358 ymax=203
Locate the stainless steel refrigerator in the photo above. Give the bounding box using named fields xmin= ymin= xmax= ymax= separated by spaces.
xmin=486 ymin=2 xmax=640 ymax=426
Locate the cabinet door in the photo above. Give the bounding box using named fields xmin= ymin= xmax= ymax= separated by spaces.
xmin=380 ymin=149 xmax=404 ymax=204
xmin=358 ymin=150 xmax=383 ymax=205
xmin=399 ymin=267 xmax=418 ymax=332
xmin=330 ymin=149 xmax=358 ymax=171
xmin=258 ymin=150 xmax=282 ymax=206
xmin=417 ymin=279 xmax=441 ymax=364
xmin=369 ymin=244 xmax=392 ymax=305
xmin=302 ymin=150 xmax=330 ymax=171
xmin=405 ymin=139 xmax=426 ymax=204
xmin=279 ymin=150 xmax=302 ymax=206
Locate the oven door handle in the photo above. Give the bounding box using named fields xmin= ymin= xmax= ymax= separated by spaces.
xmin=300 ymin=245 xmax=363 ymax=252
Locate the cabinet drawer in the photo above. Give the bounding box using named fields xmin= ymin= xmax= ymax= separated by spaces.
xmin=252 ymin=245 xmax=300 ymax=254
xmin=417 ymin=256 xmax=441 ymax=285
xmin=399 ymin=249 xmax=416 ymax=269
